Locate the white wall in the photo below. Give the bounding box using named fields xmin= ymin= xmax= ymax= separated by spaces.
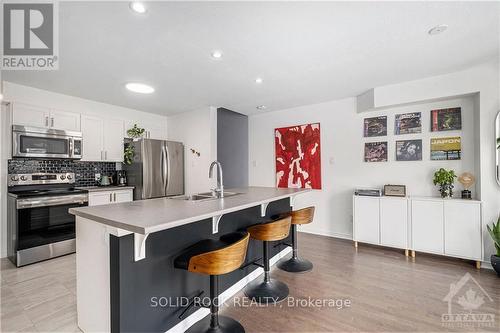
xmin=0 ymin=82 xmax=169 ymax=258
xmin=167 ymin=107 xmax=217 ymax=194
xmin=249 ymin=96 xmax=476 ymax=239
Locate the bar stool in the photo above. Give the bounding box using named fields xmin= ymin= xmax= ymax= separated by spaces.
xmin=174 ymin=231 xmax=250 ymax=333
xmin=277 ymin=206 xmax=315 ymax=273
xmin=244 ymin=216 xmax=291 ymax=304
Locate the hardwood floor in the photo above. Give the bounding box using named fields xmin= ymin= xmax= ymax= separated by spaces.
xmin=1 ymin=233 xmax=498 ymax=332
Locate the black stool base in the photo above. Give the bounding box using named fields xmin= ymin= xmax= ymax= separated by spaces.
xmin=187 ymin=315 xmax=245 ymax=333
xmin=277 ymin=257 xmax=313 ymax=273
xmin=244 ymin=279 xmax=289 ymax=304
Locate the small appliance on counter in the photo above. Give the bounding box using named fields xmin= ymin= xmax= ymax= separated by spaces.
xmin=354 ymin=188 xmax=382 ymax=197
xmin=99 ymin=175 xmax=113 ymax=186
xmin=383 ymin=184 xmax=406 ymax=197
xmin=116 ymin=170 xmax=128 ymax=186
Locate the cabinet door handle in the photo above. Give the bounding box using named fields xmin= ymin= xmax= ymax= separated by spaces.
xmin=113 ymin=193 xmax=116 ymax=202
xmin=100 ymin=151 xmax=103 ymax=160
xmin=105 ymin=151 xmax=107 ymax=160
xmin=51 ymin=117 xmax=54 ymax=127
xmin=109 ymin=193 xmax=113 ymax=202
xmin=45 ymin=116 xmax=49 ymax=127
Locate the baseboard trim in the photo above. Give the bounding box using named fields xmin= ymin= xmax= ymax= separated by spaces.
xmin=299 ymin=228 xmax=352 ymax=240
xmin=166 ymin=246 xmax=292 ymax=333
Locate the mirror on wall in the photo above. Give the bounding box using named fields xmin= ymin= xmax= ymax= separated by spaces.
xmin=497 ymin=112 xmax=500 ymax=186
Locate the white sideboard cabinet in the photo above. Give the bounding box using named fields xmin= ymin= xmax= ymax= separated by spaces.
xmin=353 ymin=195 xmax=483 ymax=268
xmin=353 ymin=196 xmax=408 ymax=251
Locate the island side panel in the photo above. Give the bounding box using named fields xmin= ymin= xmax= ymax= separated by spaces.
xmin=110 ymin=199 xmax=291 ymax=333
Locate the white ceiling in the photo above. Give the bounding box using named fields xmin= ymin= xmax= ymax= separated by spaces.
xmin=3 ymin=1 xmax=499 ymax=116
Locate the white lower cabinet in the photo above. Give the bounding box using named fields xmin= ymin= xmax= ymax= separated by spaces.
xmin=380 ymin=198 xmax=408 ymax=249
xmin=353 ymin=196 xmax=482 ymax=263
xmin=353 ymin=196 xmax=380 ymax=244
xmin=444 ymin=201 xmax=482 ymax=260
xmin=88 ymin=189 xmax=133 ymax=206
xmin=411 ymin=199 xmax=444 ymax=254
xmin=353 ymin=196 xmax=407 ymax=249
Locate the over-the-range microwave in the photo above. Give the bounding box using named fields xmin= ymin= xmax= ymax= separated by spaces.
xmin=12 ymin=125 xmax=82 ymax=159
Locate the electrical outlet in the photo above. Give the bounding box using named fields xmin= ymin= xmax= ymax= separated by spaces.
xmin=95 ymin=173 xmax=101 ymax=181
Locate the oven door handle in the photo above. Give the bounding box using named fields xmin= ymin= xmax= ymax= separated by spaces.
xmin=16 ymin=194 xmax=88 ymax=209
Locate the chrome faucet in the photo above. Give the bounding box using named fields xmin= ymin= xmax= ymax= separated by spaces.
xmin=209 ymin=161 xmax=224 ymax=198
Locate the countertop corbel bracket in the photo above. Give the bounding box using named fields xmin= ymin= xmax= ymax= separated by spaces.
xmin=134 ymin=233 xmax=150 ymax=261
xmin=260 ymin=202 xmax=269 ymax=217
xmin=212 ymin=215 xmax=223 ymax=234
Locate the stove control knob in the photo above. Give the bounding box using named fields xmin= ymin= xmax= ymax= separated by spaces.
xmin=67 ymin=174 xmax=73 ymax=180
xmin=60 ymin=175 xmax=66 ymax=180
xmin=10 ymin=176 xmax=19 ymax=182
xmin=20 ymin=176 xmax=27 ymax=181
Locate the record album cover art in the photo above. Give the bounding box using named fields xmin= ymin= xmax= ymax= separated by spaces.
xmin=364 ymin=142 xmax=388 ymax=162
xmin=363 ymin=116 xmax=387 ymax=137
xmin=395 ymin=112 xmax=422 ymax=135
xmin=431 ymin=107 xmax=462 ymax=132
xmin=430 ymin=136 xmax=461 ymax=160
xmin=396 ymin=140 xmax=422 ymax=161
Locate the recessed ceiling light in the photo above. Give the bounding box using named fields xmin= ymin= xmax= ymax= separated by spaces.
xmin=211 ymin=50 xmax=223 ymax=59
xmin=130 ymin=2 xmax=146 ymax=14
xmin=428 ymin=24 xmax=448 ymax=35
xmin=255 ymin=77 xmax=263 ymax=84
xmin=125 ymin=82 xmax=155 ymax=94
xmin=256 ymin=105 xmax=266 ymax=110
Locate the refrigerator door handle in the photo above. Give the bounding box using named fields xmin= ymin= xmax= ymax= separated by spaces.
xmin=165 ymin=142 xmax=170 ymax=194
xmin=162 ymin=142 xmax=168 ymax=196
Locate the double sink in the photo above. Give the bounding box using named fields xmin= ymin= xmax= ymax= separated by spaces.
xmin=170 ymin=191 xmax=240 ymax=202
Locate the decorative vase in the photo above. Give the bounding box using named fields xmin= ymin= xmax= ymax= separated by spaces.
xmin=439 ymin=184 xmax=453 ymax=198
xmin=491 ymin=255 xmax=500 ymax=277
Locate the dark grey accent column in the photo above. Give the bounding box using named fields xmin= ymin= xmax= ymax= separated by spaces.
xmin=217 ymin=108 xmax=248 ymax=188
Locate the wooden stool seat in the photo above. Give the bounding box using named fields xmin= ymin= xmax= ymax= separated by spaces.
xmin=244 ymin=216 xmax=291 ymax=304
xmin=247 ymin=216 xmax=291 ymax=241
xmin=174 ymin=231 xmax=249 ymax=333
xmin=174 ymin=232 xmax=249 ymax=275
xmin=277 ymin=206 xmax=315 ymax=273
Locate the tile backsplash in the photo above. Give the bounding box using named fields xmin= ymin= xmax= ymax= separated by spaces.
xmin=8 ymin=159 xmax=117 ymax=187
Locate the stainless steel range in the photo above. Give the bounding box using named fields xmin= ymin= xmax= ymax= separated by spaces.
xmin=7 ymin=173 xmax=88 ymax=267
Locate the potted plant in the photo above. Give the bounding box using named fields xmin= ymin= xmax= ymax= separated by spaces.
xmin=123 ymin=124 xmax=145 ymax=165
xmin=433 ymin=168 xmax=457 ymax=198
xmin=487 ymin=218 xmax=500 ymax=276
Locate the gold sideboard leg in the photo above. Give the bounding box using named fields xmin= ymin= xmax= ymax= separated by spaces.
xmin=411 ymin=250 xmax=416 ymax=258
xmin=476 ymin=261 xmax=481 ymax=269
xmin=405 ymin=249 xmax=409 ymax=257
xmin=354 ymin=241 xmax=358 ymax=248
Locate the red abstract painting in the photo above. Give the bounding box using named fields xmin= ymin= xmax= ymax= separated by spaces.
xmin=275 ymin=123 xmax=321 ymax=189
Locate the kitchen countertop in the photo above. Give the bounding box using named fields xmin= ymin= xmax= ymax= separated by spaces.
xmin=69 ymin=186 xmax=310 ymax=234
xmin=77 ymin=186 xmax=135 ymax=192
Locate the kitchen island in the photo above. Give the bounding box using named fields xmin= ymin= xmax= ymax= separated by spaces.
xmin=69 ymin=186 xmax=310 ymax=333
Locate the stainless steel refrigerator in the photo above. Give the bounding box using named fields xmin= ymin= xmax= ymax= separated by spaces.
xmin=124 ymin=139 xmax=184 ymax=200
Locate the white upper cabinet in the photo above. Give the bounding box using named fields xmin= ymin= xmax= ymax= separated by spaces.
xmin=81 ymin=115 xmax=124 ymax=162
xmin=103 ymin=119 xmax=124 ymax=162
xmin=12 ymin=103 xmax=50 ymax=128
xmin=81 ymin=115 xmax=104 ymax=161
xmin=12 ymin=102 xmax=81 ymax=131
xmin=124 ymin=119 xmax=167 ymax=140
xmin=49 ymin=109 xmax=81 ymax=132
